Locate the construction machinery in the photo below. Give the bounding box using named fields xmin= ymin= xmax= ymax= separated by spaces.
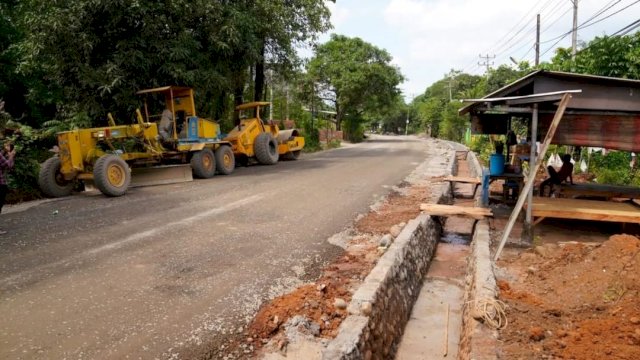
xmin=38 ymin=86 xmax=235 ymax=197
xmin=224 ymin=102 xmax=305 ymax=164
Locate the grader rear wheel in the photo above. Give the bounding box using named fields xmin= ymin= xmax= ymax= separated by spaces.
xmin=215 ymin=145 xmax=235 ymax=175
xmin=38 ymin=157 xmax=74 ymax=197
xmin=93 ymin=154 xmax=131 ymax=197
xmin=191 ymin=148 xmax=216 ymax=178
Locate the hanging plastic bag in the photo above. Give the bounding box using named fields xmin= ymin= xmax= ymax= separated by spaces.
xmin=580 ymin=159 xmax=587 ymax=173
xmin=546 ymin=153 xmax=556 ymax=168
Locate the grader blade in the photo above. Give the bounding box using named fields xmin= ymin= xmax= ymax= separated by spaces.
xmin=130 ymin=164 xmax=193 ymax=188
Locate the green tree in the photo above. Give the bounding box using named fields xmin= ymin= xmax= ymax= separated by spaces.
xmin=306 ymin=34 xmax=404 ymax=141
xmin=544 ymin=33 xmax=640 ymax=79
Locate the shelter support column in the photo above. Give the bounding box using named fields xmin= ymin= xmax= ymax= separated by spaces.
xmin=522 ymin=104 xmax=538 ymax=243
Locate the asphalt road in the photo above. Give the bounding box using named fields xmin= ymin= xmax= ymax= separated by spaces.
xmin=0 ymin=135 xmax=433 ymax=359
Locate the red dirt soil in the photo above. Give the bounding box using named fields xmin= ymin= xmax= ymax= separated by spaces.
xmin=245 ymin=180 xmax=435 ymax=355
xmin=355 ymin=185 xmax=430 ymax=234
xmin=497 ymin=234 xmax=640 ymax=360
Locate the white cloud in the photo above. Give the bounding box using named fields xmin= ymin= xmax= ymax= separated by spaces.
xmin=327 ymin=1 xmax=351 ymax=28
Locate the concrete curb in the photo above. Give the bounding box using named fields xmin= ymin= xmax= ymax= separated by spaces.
xmin=321 ymin=140 xmax=456 ymax=360
xmin=458 ymin=151 xmax=498 ymax=360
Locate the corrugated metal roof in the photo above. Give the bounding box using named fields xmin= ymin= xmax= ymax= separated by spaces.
xmin=459 ymin=70 xmax=640 ymax=115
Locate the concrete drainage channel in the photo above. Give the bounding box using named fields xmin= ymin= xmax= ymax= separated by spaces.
xmin=260 ymin=141 xmax=499 ymax=359
xmin=321 ymin=143 xmax=457 ymax=359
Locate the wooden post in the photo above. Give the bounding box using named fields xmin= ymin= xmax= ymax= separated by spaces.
xmin=494 ymin=94 xmax=572 ymax=261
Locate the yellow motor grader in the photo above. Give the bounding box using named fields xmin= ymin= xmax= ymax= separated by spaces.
xmin=224 ymin=101 xmax=305 ymax=164
xmin=38 ymin=86 xmax=235 ymax=197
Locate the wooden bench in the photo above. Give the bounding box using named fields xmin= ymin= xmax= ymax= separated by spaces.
xmin=443 ymin=176 xmax=481 ymax=199
xmin=531 ymin=197 xmax=640 ymax=225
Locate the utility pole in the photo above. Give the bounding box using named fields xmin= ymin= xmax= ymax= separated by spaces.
xmin=285 ymin=84 xmax=289 ymax=120
xmin=444 ymin=73 xmax=454 ymax=102
xmin=478 ymin=54 xmax=495 ymax=74
xmin=268 ymin=69 xmax=273 ymax=121
xmin=571 ymin=0 xmax=578 ymax=60
xmin=405 ymin=110 xmax=409 ymax=136
xmin=535 ymin=14 xmax=541 ymax=66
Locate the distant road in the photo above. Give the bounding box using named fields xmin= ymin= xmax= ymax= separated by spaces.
xmin=0 ymin=134 xmax=431 ymax=359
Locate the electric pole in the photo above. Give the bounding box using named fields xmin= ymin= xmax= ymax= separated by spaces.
xmin=535 ymin=14 xmax=540 ymax=66
xmin=478 ymin=54 xmax=495 ymax=74
xmin=571 ymin=0 xmax=578 ymax=60
xmin=444 ymin=71 xmax=455 ymax=102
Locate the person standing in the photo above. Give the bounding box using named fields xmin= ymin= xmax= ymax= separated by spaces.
xmin=0 ymin=141 xmax=16 ymax=234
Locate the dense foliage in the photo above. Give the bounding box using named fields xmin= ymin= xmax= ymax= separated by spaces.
xmin=306 ymin=34 xmax=404 ymax=141
xmin=0 ymin=0 xmax=334 ymax=201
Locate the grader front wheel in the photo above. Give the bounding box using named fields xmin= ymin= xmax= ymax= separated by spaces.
xmin=94 ymin=155 xmax=131 ymax=197
xmin=38 ymin=157 xmax=74 ymax=197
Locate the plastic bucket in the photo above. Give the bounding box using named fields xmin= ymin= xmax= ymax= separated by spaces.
xmin=489 ymin=153 xmax=505 ymax=175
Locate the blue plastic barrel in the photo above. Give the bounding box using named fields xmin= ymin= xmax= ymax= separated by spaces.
xmin=489 ymin=153 xmax=505 ymax=175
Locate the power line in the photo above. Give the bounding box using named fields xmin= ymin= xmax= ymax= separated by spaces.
xmin=539 ymin=4 xmax=640 ymax=58
xmin=540 ymin=0 xmax=639 ymax=45
xmin=613 ymin=19 xmax=640 ymax=35
xmin=581 ymin=0 xmax=622 ymax=27
xmin=459 ymin=0 xmax=559 ymax=73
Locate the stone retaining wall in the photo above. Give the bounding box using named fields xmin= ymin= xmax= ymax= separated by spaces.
xmin=322 ymin=214 xmax=442 ymax=360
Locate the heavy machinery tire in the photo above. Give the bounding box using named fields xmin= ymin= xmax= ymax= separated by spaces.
xmin=215 ymin=145 xmax=235 ymax=175
xmin=281 ymin=150 xmax=301 ymax=161
xmin=191 ymin=148 xmax=216 ymax=178
xmin=94 ymin=154 xmax=131 ymax=197
xmin=254 ymin=132 xmax=279 ymax=165
xmin=38 ymin=157 xmax=74 ymax=197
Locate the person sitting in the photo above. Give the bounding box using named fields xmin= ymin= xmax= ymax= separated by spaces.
xmin=158 ymin=109 xmax=174 ymax=144
xmin=540 ymin=154 xmax=574 ymax=197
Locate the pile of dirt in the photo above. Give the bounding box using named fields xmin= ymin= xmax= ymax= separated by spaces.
xmin=497 ymin=234 xmax=640 ymax=359
xmin=355 ymin=185 xmax=430 ymax=234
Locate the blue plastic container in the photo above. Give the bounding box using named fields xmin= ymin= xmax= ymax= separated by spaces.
xmin=489 ymin=153 xmax=505 ymax=175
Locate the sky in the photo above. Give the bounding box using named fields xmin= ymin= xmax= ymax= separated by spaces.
xmin=308 ymin=0 xmax=639 ymax=101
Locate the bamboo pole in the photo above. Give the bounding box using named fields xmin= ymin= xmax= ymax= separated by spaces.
xmin=494 ymin=93 xmax=572 ymax=261
xmin=443 ymin=303 xmax=450 ymax=357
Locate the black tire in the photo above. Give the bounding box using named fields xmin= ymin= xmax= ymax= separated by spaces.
xmin=254 ymin=132 xmax=279 ymax=165
xmin=215 ymin=145 xmax=235 ymax=175
xmin=191 ymin=148 xmax=216 ymax=178
xmin=38 ymin=157 xmax=74 ymax=197
xmin=93 ymin=154 xmax=131 ymax=197
xmin=281 ymin=150 xmax=301 ymax=161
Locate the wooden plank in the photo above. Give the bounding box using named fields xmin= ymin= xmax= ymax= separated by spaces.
xmin=494 ymin=93 xmax=572 ymax=261
xmin=443 ymin=176 xmax=482 ymax=184
xmin=420 ymin=204 xmax=493 ymax=220
xmin=531 ymin=197 xmax=640 ymax=223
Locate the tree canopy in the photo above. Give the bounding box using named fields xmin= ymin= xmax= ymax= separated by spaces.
xmin=306 ymin=34 xmax=404 ymax=140
xmin=5 ymin=0 xmax=331 ymax=126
